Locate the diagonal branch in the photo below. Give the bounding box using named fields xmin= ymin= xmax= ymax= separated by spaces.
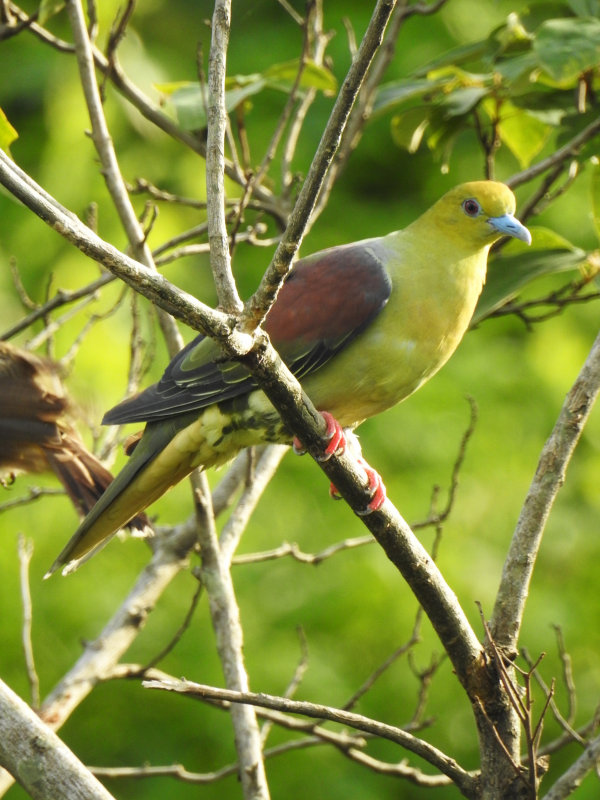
xmin=490 ymin=328 xmax=600 ymax=650
xmin=65 ymin=0 xmax=182 ymax=355
xmin=242 ymin=0 xmax=399 ymax=330
xmin=0 ymin=677 xmax=116 ymax=799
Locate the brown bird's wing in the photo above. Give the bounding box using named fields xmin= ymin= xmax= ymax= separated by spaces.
xmin=104 ymin=239 xmax=392 ymax=425
xmin=0 ymin=343 xmax=148 ymax=530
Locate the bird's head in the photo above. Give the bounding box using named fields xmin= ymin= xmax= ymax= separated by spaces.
xmin=427 ymin=181 xmax=532 ymax=250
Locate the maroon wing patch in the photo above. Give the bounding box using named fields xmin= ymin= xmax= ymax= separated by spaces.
xmin=265 ymin=239 xmax=392 ymax=376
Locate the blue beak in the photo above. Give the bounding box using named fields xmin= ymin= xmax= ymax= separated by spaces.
xmin=488 ymin=213 xmax=532 ymax=245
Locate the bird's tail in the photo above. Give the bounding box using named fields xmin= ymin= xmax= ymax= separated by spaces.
xmin=45 ymin=420 xmax=183 ymax=577
xmin=43 ymin=432 xmax=149 ymax=534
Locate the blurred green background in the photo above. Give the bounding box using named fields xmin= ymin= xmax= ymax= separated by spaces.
xmin=1 ymin=0 xmax=599 ymax=798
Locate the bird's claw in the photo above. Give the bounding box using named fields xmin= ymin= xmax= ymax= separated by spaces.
xmin=292 ymin=411 xmax=346 ymax=461
xmin=317 ymin=411 xmax=346 ymax=461
xmin=329 ymin=482 xmax=342 ymax=501
xmin=355 ymin=459 xmax=386 ymax=516
xmin=329 ymin=458 xmax=386 ymax=514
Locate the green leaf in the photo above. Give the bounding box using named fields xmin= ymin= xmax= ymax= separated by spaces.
xmin=413 ymin=40 xmax=491 ymax=77
xmin=440 ymin=86 xmax=489 ymax=118
xmin=160 ymin=78 xmax=266 ymax=129
xmin=568 ymin=0 xmax=600 ymax=16
xmin=0 ymin=108 xmax=18 ymax=150
xmin=493 ymin=51 xmax=539 ymax=85
xmin=390 ymin=107 xmax=430 ymax=152
xmin=158 ymin=59 xmax=336 ymax=130
xmin=473 ymin=226 xmax=587 ymax=323
xmin=373 ymin=79 xmax=440 ymax=115
xmin=533 ymin=18 xmax=600 ymax=86
xmin=482 ymin=98 xmax=550 ymax=167
xmin=38 ymin=0 xmax=64 ymax=24
xmin=263 ymin=59 xmax=337 ymax=95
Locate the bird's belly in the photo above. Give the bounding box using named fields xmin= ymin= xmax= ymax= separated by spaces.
xmin=302 ymin=322 xmax=462 ymax=428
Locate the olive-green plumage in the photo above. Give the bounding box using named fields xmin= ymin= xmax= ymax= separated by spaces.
xmin=48 ymin=181 xmax=530 ymax=575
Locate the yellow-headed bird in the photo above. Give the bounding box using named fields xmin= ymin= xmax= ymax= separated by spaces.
xmin=48 ymin=181 xmax=530 ymax=575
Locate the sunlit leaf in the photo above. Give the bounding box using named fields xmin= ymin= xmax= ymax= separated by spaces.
xmin=0 ymin=108 xmax=18 ymax=151
xmin=159 ymin=78 xmax=267 ymax=129
xmin=427 ymin=65 xmax=489 ymax=86
xmin=157 ymin=59 xmax=336 ymax=130
xmin=154 ymin=80 xmax=201 ymax=95
xmin=473 ymin=226 xmax=587 ymax=322
xmin=494 ymin=101 xmax=551 ymax=167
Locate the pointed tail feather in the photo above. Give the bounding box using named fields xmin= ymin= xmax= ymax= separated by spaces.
xmin=43 ymin=433 xmax=149 ymax=533
xmin=45 ymin=423 xmax=175 ymax=577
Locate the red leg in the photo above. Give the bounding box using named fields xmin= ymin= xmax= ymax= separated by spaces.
xmin=292 ymin=411 xmax=346 ymax=461
xmin=356 ymin=458 xmax=387 ymax=515
xmin=292 ymin=414 xmax=385 ymax=514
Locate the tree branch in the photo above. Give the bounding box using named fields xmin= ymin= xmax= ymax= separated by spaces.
xmin=242 ymin=0 xmax=399 ymax=330
xmin=490 ymin=328 xmax=600 ymax=650
xmin=0 ymin=678 xmax=116 ymax=800
xmin=143 ymin=678 xmax=478 ymax=798
xmin=65 ymin=0 xmax=182 ymax=354
xmin=206 ymin=0 xmax=242 ymax=311
xmin=542 ymin=734 xmax=600 ymax=800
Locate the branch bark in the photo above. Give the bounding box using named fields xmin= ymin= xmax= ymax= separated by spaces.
xmin=490 ymin=328 xmax=600 ymax=650
xmin=143 ymin=677 xmax=478 ymax=798
xmin=0 ymin=678 xmax=116 ymax=800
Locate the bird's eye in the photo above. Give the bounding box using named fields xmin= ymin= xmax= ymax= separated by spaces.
xmin=462 ymin=198 xmax=481 ymax=217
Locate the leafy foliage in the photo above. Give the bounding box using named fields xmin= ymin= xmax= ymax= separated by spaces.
xmin=376 ymin=3 xmax=600 ymax=171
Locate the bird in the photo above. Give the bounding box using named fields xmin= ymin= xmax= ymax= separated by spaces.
xmin=47 ymin=181 xmax=531 ymax=575
xmin=0 ymin=341 xmax=149 ymax=530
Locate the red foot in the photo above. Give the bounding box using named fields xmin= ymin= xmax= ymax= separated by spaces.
xmin=292 ymin=411 xmax=346 ymax=461
xmin=356 ymin=458 xmax=386 ymax=515
xmin=328 ymin=458 xmax=386 ymax=514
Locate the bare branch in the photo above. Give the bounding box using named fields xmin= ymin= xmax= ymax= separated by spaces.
xmin=508 ymin=116 xmax=600 ymax=189
xmin=65 ymin=0 xmax=182 ymax=355
xmin=542 ymin=734 xmax=600 ymax=800
xmin=242 ymin=0 xmax=399 ymax=330
xmin=205 ymin=0 xmax=242 ymax=311
xmin=143 ymin=678 xmax=478 ymax=797
xmin=17 ymin=535 xmax=40 ymax=709
xmin=0 ymin=678 xmax=116 ymax=800
xmin=1 ymin=272 xmax=114 ymax=341
xmin=490 ymin=328 xmax=600 ymax=650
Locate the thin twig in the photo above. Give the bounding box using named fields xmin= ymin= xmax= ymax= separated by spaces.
xmin=17 ymin=535 xmax=40 ymax=709
xmin=205 ymin=0 xmax=242 ymax=312
xmin=542 ymin=734 xmax=600 ymax=800
xmin=65 ymin=0 xmax=183 ymax=355
xmin=144 ymin=677 xmax=478 ymax=797
xmin=242 ymin=0 xmax=400 ymax=331
xmin=0 ymin=486 xmax=65 ymax=513
xmin=508 ymin=116 xmax=600 ymax=189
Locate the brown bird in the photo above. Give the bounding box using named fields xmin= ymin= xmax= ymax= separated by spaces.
xmin=0 ymin=341 xmax=149 ymax=531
